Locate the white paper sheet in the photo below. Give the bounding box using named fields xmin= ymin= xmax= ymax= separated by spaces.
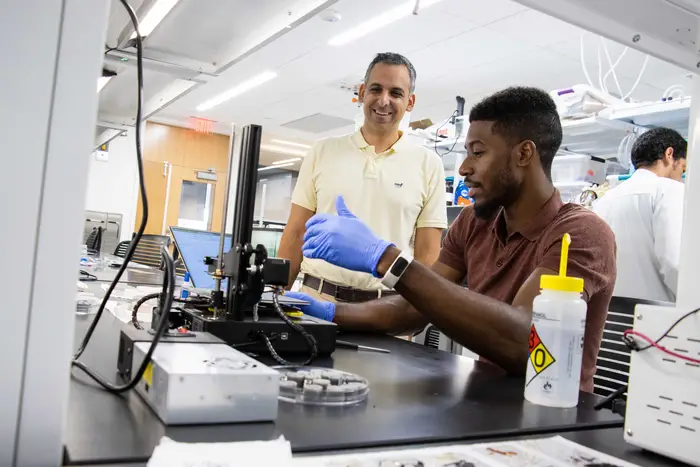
xmin=147 ymin=436 xmax=292 ymax=467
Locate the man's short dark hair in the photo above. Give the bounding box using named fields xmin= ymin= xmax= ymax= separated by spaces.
xmin=631 ymin=127 xmax=687 ymax=169
xmin=469 ymin=87 xmax=562 ymax=180
xmin=364 ymin=52 xmax=417 ymax=93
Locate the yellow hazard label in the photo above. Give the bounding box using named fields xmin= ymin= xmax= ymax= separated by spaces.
xmin=528 ymin=324 xmax=555 ymax=375
xmin=143 ymin=362 xmax=153 ymax=386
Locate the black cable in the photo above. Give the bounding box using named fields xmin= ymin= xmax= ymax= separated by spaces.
xmin=624 ymin=307 xmax=700 ymax=352
xmin=72 ymin=248 xmax=175 ymax=393
xmin=130 ymin=292 xmax=161 ymax=330
xmin=73 ymin=0 xmax=147 ymax=361
xmin=259 ymin=334 xmax=296 ymax=366
xmin=131 ymin=294 xmax=211 ymax=330
xmin=594 ymin=384 xmax=627 ymax=410
xmin=232 ymin=338 xmax=275 ymax=349
xmin=434 ymin=110 xmax=459 ymax=157
xmin=257 ymin=289 xmax=318 ymax=366
xmin=598 ymin=306 xmax=700 ymax=412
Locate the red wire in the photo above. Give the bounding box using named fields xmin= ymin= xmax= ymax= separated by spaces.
xmin=624 ymin=329 xmax=700 ymax=364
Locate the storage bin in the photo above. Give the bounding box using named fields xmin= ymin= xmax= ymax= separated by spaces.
xmin=551 ymin=154 xmax=606 ymax=184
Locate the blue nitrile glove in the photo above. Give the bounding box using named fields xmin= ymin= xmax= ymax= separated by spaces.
xmin=302 ymin=196 xmax=393 ymax=277
xmin=284 ymin=291 xmax=336 ymax=322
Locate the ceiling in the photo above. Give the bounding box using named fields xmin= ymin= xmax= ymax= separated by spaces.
xmin=97 ymin=0 xmax=694 ymax=173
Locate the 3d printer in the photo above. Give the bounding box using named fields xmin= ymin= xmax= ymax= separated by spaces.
xmin=157 ymin=125 xmax=337 ymax=362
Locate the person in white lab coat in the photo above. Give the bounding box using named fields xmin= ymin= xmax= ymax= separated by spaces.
xmin=593 ymin=127 xmax=687 ymax=302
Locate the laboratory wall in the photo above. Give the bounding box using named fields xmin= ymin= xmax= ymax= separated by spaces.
xmin=255 ymin=172 xmax=298 ymax=223
xmin=84 ymin=130 xmax=139 ymax=241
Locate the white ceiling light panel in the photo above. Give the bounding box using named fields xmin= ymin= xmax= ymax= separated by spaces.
xmin=272 ymin=157 xmax=302 ymax=165
xmin=328 ymin=0 xmax=445 ymax=46
xmin=258 ymin=162 xmax=294 ymax=171
xmin=260 ymin=144 xmax=308 ymax=157
xmin=270 ymin=139 xmax=312 ymax=148
xmin=196 ymin=71 xmax=278 ymax=111
xmin=131 ymin=0 xmax=180 ymax=38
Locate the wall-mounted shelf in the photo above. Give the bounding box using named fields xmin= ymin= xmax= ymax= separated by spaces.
xmin=607 ymin=97 xmax=691 ymax=138
xmin=559 ymin=116 xmax=637 ymax=160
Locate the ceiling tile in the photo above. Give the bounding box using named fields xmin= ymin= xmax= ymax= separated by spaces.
xmin=282 ymin=113 xmax=354 ymax=133
xmin=436 ymin=0 xmax=529 ymax=25
xmin=486 ymin=8 xmax=584 ymax=48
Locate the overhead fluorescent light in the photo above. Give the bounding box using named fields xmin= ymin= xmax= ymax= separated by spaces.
xmin=131 ymin=0 xmax=180 ymax=38
xmin=328 ymin=0 xmax=444 ymax=46
xmin=260 ymin=144 xmax=307 ymax=157
xmin=258 ymin=162 xmax=294 ymax=171
xmin=97 ymin=76 xmax=112 ymax=93
xmin=272 ymin=158 xmax=302 ymax=165
xmin=271 ymin=139 xmax=311 ymax=149
xmin=197 ymin=71 xmax=277 ymax=111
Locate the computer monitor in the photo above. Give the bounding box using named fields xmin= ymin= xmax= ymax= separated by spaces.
xmin=170 ymin=226 xmax=229 ymax=289
xmin=169 ymin=226 xmax=307 ymax=306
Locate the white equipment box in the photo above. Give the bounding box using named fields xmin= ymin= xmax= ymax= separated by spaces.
xmin=624 ymin=304 xmax=700 ymax=466
xmin=551 ymin=154 xmax=607 ymax=184
xmin=133 ymin=342 xmax=280 ymax=425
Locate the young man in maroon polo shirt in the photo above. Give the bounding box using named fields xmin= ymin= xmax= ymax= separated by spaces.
xmin=286 ymin=87 xmax=616 ymax=392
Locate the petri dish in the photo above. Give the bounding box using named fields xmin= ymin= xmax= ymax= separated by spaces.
xmin=274 ymin=366 xmax=369 ymax=406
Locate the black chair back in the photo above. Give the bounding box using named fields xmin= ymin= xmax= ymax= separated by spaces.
xmin=131 ymin=234 xmax=171 ymax=268
xmin=85 ymin=227 xmax=103 ymax=254
xmin=594 ymin=296 xmax=672 ymax=398
xmin=113 ymin=240 xmax=130 ymax=258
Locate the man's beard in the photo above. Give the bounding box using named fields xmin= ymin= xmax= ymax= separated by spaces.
xmin=472 ymin=164 xmax=521 ymax=220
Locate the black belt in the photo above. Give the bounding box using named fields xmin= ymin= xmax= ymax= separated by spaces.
xmin=302 ymin=275 xmax=397 ymax=303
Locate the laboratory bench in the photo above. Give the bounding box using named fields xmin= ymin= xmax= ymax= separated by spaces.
xmin=79 ymin=253 xmax=184 ymax=286
xmin=66 ymin=428 xmax=688 ymax=466
xmin=64 ymin=312 xmax=629 ymax=466
xmin=79 ymin=254 xmax=164 ymax=284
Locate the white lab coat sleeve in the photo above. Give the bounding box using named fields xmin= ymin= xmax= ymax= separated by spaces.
xmin=652 ymin=182 xmax=685 ymax=298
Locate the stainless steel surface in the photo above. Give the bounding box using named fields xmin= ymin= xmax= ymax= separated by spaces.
xmin=132 ymin=341 xmax=279 ymax=425
xmin=216 ymin=124 xmax=237 ymax=295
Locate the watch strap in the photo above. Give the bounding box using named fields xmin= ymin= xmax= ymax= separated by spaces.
xmin=380 ymin=251 xmax=413 ymax=289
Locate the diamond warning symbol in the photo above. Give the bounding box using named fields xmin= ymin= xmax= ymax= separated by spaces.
xmin=529 ymin=324 xmax=541 ymax=353
xmin=528 ymin=325 xmax=555 ymax=375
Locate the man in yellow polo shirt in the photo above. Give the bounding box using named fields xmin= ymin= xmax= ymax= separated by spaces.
xmin=278 ymin=52 xmax=447 ymax=303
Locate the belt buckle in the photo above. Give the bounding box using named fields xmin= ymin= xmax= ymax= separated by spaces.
xmin=377 ymin=289 xmax=382 ymax=298
xmin=316 ymin=278 xmax=325 ymax=295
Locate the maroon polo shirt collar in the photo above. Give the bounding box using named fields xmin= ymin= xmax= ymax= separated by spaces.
xmin=491 ymin=190 xmax=563 ymax=243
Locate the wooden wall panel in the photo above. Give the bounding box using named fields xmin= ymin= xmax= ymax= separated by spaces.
xmin=210 ymin=172 xmax=226 ymax=233
xmin=134 ymin=161 xmax=168 ymax=235
xmin=134 ymin=122 xmax=231 ymax=236
xmin=143 ymin=122 xmax=230 ymax=169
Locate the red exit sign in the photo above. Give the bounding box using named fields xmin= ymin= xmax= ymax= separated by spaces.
xmin=189 ymin=117 xmax=216 ymax=134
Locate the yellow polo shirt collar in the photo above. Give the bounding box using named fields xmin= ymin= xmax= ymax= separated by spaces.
xmin=350 ymin=129 xmax=407 ymax=155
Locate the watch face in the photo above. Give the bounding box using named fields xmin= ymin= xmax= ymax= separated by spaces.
xmin=390 ymin=257 xmax=409 ymax=276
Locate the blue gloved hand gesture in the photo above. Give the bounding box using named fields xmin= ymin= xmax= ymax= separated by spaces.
xmin=303 ymin=196 xmax=393 ymax=277
xmin=284 ymin=291 xmax=336 ymax=322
